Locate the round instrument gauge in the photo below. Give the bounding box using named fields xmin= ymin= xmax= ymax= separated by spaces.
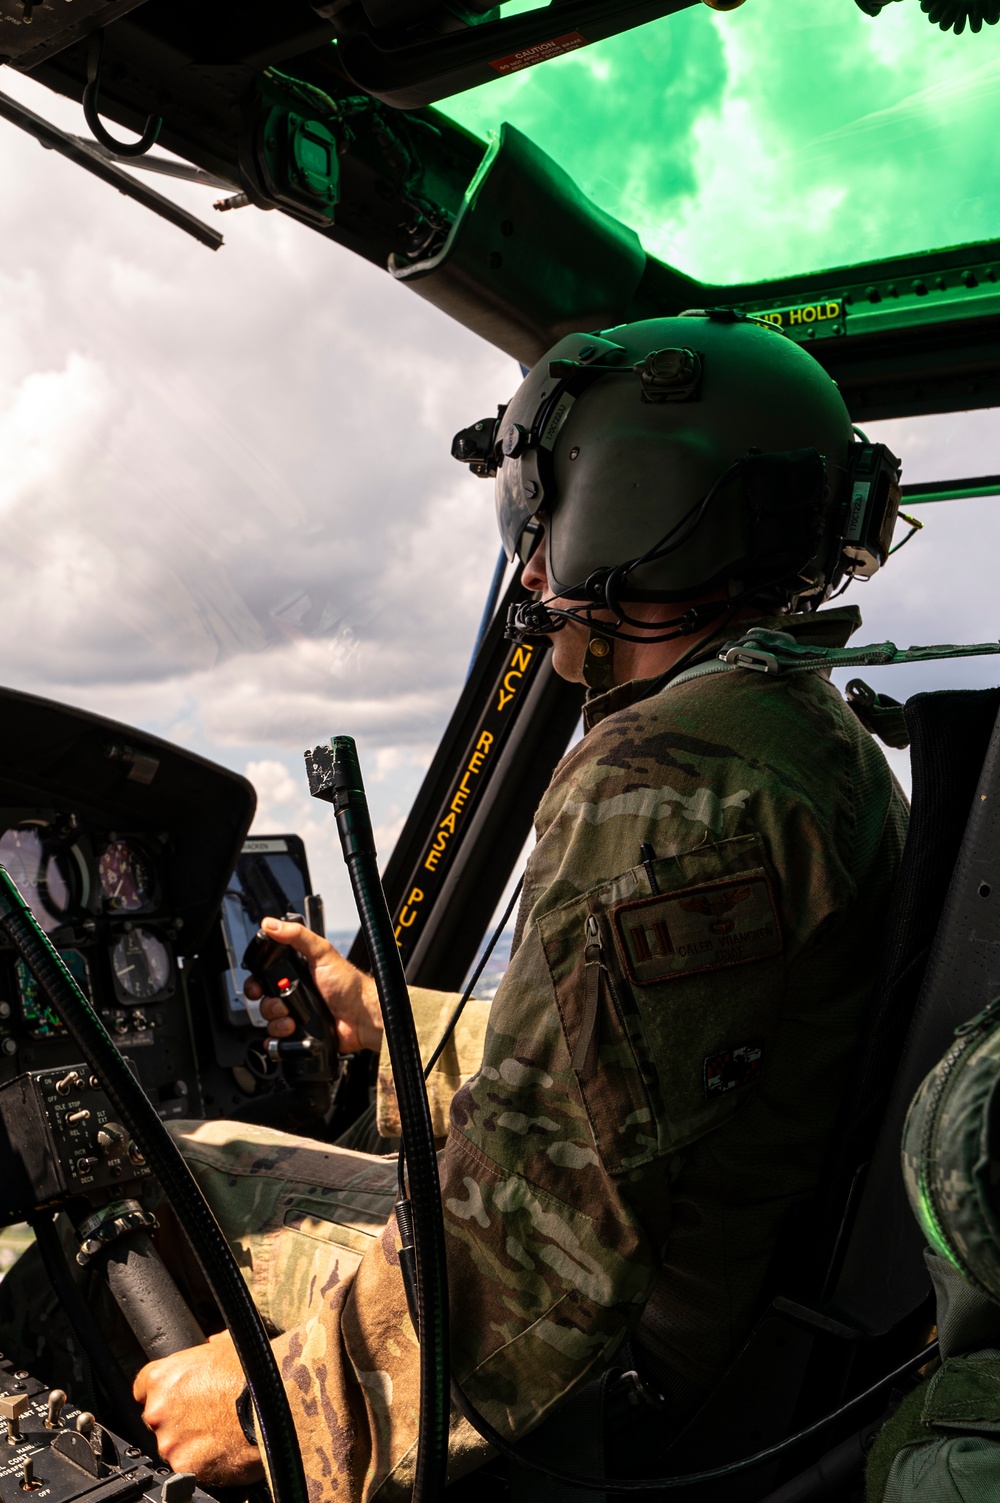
xmin=99 ymin=839 xmax=155 ymax=913
xmin=0 ymin=825 xmax=80 ymax=934
xmin=111 ymin=928 xmax=173 ymax=1000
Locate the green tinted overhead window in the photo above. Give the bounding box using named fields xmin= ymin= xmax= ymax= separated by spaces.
xmin=442 ymin=0 xmax=1000 ymax=284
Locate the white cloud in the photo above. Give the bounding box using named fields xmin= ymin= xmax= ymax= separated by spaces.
xmin=247 ymin=758 xmax=301 ymax=813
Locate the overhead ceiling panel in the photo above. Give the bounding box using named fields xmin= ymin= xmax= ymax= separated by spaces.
xmin=0 ymin=0 xmax=149 ymax=69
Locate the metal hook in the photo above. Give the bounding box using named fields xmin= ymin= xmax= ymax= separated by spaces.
xmin=83 ymin=32 xmax=162 ymax=159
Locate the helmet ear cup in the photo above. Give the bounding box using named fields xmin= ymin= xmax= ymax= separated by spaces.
xmin=742 ymin=449 xmax=829 ymax=592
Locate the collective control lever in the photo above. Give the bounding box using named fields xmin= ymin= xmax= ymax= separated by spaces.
xmin=0 ymin=1067 xmax=203 ymax=1365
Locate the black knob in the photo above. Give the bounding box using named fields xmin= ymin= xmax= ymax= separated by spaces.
xmin=96 ymin=1124 xmax=128 ymax=1158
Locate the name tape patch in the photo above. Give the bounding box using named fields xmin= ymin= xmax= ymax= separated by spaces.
xmin=612 ymin=870 xmax=782 ymax=986
xmin=704 ymin=1042 xmax=764 ymax=1098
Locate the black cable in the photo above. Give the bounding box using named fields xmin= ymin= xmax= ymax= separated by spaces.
xmin=30 ymin=1211 xmax=150 ymax=1452
xmin=514 ymin=466 xmax=742 ymax=647
xmin=0 ymin=867 xmax=308 ymax=1503
xmin=607 ymin=461 xmax=742 ymax=599
xmin=323 ymin=738 xmax=449 ymax=1503
xmin=422 ymin=875 xmax=524 ymax=1080
xmin=450 ymin=1340 xmax=938 ymax=1492
xmin=83 ymin=32 xmax=162 ymax=159
xmin=510 ymin=597 xmax=712 ymax=647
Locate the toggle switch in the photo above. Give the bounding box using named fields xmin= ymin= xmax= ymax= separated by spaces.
xmin=45 ymin=1390 xmax=66 ymax=1429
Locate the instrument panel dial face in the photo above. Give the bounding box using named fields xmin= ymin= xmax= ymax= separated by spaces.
xmin=0 ymin=825 xmax=80 ymax=934
xmin=99 ymin=839 xmax=154 ymax=913
xmin=111 ymin=928 xmax=173 ymax=1001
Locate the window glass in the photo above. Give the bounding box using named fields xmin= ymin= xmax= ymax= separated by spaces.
xmin=443 ymin=1 xmax=1000 ymax=283
xmin=830 ymin=408 xmax=1000 ymax=796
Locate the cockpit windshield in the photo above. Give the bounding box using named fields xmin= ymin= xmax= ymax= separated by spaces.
xmin=443 ymin=0 xmax=1000 ymax=282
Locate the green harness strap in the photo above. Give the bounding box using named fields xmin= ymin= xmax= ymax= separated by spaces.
xmin=668 ymin=630 xmax=1000 ymax=749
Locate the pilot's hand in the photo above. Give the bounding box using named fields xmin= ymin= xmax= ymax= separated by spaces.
xmin=133 ymin=1330 xmax=264 ymax=1485
xmin=247 ymin=917 xmax=384 ymax=1054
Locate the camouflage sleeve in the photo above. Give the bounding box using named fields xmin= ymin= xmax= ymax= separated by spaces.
xmin=376 ymin=987 xmax=492 ymax=1139
xmin=865 ymin=1258 xmax=1000 ymax=1499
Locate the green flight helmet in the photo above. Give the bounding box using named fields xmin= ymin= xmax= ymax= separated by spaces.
xmin=489 ymin=312 xmax=859 ymax=608
xmin=901 ymin=997 xmax=1000 ymax=1301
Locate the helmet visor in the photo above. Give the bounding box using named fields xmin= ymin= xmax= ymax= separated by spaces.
xmin=496 ymin=461 xmax=541 ymax=562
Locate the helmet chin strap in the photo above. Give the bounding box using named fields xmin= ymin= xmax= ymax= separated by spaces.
xmin=582 ymin=630 xmax=616 ymax=692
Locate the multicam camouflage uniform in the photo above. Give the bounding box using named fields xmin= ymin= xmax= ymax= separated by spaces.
xmin=155 ymin=603 xmax=908 ymax=1500
xmin=0 ymin=605 xmax=908 ymax=1503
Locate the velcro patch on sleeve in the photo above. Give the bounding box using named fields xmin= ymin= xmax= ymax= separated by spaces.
xmin=612 ymin=870 xmax=782 ymax=986
xmin=704 ymin=1042 xmax=764 ymax=1098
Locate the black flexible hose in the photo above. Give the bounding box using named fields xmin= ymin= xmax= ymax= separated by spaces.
xmin=0 ymin=866 xmax=308 ymax=1503
xmin=30 ymin=1210 xmax=151 ymax=1451
xmin=321 ymin=738 xmax=450 ymax=1503
xmin=449 ymin=1340 xmax=938 ymax=1493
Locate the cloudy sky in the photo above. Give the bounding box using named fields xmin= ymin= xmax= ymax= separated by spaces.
xmin=0 ymin=0 xmax=998 ymax=930
xmin=0 ymin=66 xmax=518 ymax=928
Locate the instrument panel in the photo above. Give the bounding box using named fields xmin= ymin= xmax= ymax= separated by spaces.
xmin=0 ymin=685 xmax=259 ymax=1127
xmin=0 ymin=685 xmax=336 ymax=1150
xmin=0 ymin=816 xmax=323 ymax=1130
xmin=0 ymin=814 xmax=184 ymax=1099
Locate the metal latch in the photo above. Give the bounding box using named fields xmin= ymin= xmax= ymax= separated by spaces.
xmin=718 ymin=644 xmax=782 ymax=674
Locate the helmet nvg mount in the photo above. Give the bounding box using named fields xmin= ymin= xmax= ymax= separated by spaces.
xmin=452 ymin=312 xmax=901 ymax=677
